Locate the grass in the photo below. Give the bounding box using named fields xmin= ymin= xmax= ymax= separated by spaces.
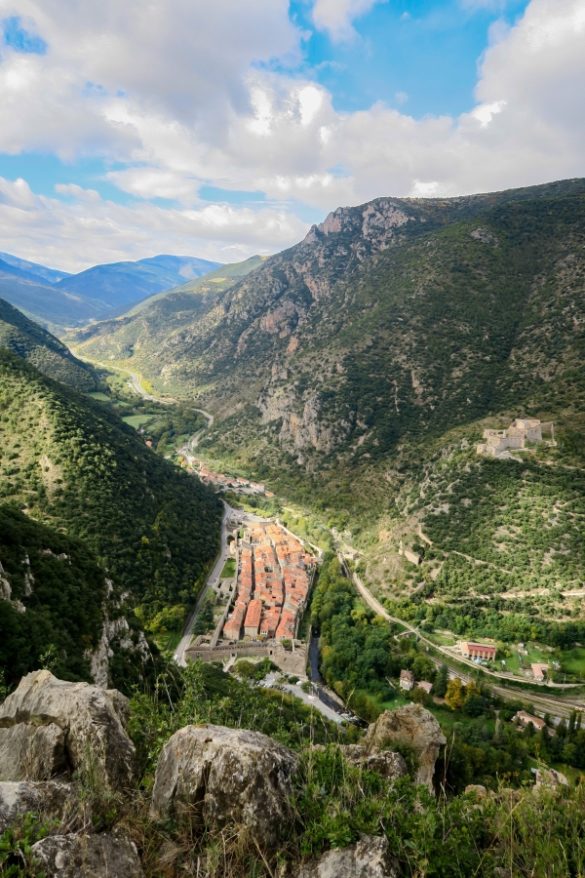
xmin=221 ymin=558 xmax=236 ymax=578
xmin=122 ymin=413 xmax=156 ymax=429
xmin=558 ymin=646 xmax=585 ymax=679
xmin=502 ymin=641 xmax=554 ymax=675
xmin=156 ymin=630 xmax=183 ymax=655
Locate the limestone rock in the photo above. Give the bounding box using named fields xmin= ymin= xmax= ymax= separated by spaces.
xmin=464 ymin=784 xmax=488 ymax=798
xmin=343 ymin=746 xmax=407 ymax=784
xmin=0 ymin=670 xmax=135 ymax=790
xmin=0 ymin=781 xmax=76 ymax=833
xmin=298 ymin=835 xmax=398 ymax=878
xmin=150 ymin=724 xmax=299 ymax=846
xmin=364 ymin=705 xmax=446 ymax=792
xmin=0 ymin=722 xmax=66 ymax=781
xmin=31 ymin=832 xmax=144 ymax=878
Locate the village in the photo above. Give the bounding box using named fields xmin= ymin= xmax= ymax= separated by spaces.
xmin=184 ymin=516 xmax=317 ymax=677
xmin=223 ymin=521 xmax=315 ymax=642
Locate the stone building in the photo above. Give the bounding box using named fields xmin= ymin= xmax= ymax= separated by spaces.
xmin=476 ymin=418 xmax=554 ymax=459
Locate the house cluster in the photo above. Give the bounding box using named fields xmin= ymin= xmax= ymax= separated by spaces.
xmin=399 ymin=669 xmax=433 ymax=694
xmin=476 ymin=418 xmax=554 ymax=459
xmin=222 ymin=522 xmax=315 ymax=643
xmin=459 ymin=641 xmax=497 ymax=662
xmin=198 ymin=464 xmax=270 ymax=497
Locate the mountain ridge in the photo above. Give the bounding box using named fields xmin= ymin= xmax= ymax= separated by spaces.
xmin=73 ymin=178 xmax=585 ymax=508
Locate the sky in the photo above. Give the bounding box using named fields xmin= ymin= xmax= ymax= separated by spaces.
xmin=0 ymin=0 xmax=584 ymax=271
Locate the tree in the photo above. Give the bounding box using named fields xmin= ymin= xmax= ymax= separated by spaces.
xmin=445 ymin=678 xmax=466 ymax=711
xmin=434 ymin=664 xmax=449 ymax=698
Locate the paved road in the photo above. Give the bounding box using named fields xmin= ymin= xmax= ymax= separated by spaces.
xmin=173 ymin=501 xmax=232 ymax=666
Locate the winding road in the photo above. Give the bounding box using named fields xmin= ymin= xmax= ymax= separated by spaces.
xmin=336 ymin=553 xmax=585 ymax=720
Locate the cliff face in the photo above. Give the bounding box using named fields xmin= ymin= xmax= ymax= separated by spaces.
xmin=74 ymin=180 xmax=585 ymax=495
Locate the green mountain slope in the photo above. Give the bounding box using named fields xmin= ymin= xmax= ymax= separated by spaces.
xmin=74 ymin=180 xmax=585 ymax=503
xmin=0 ymin=505 xmax=106 ymax=685
xmin=0 ymin=270 xmax=107 ymax=330
xmin=0 ymin=297 xmax=98 ymax=390
xmin=0 ymin=351 xmax=222 ymax=625
xmin=359 ymin=414 xmax=585 ymax=655
xmin=71 ymin=255 xmax=265 ymax=377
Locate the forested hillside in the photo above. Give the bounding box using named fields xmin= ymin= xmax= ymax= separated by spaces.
xmin=0 ymin=505 xmax=107 ymax=685
xmin=0 ymin=351 xmax=222 ymax=628
xmin=0 ymin=296 xmax=98 ymax=390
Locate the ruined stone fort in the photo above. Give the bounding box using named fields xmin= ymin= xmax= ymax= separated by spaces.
xmin=476 ymin=417 xmax=555 ymax=459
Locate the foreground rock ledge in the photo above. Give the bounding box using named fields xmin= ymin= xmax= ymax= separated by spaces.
xmin=298 ymin=835 xmax=398 ymax=878
xmin=364 ymin=705 xmax=446 ymax=792
xmin=0 ymin=780 xmax=76 ymax=834
xmin=0 ymin=669 xmax=136 ymax=790
xmin=31 ymin=833 xmax=144 ymax=878
xmin=150 ymin=723 xmax=299 ymax=847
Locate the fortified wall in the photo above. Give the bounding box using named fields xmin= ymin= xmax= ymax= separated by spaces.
xmin=476 ymin=417 xmax=555 ymax=459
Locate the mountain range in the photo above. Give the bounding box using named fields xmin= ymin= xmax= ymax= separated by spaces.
xmin=73 ymin=178 xmax=585 ymax=502
xmin=0 ymin=251 xmax=221 ymax=330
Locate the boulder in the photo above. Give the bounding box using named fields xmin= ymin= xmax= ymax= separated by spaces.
xmin=0 ymin=781 xmax=77 ymax=833
xmin=0 ymin=723 xmax=66 ymax=781
xmin=364 ymin=705 xmax=446 ymax=792
xmin=464 ymin=784 xmax=488 ymax=799
xmin=150 ymin=724 xmax=299 ymax=847
xmin=0 ymin=670 xmax=135 ymax=791
xmin=31 ymin=832 xmax=144 ymax=878
xmin=298 ymin=835 xmax=398 ymax=878
xmin=343 ymin=746 xmax=407 ymax=784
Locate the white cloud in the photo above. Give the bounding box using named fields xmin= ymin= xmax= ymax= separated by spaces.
xmin=0 ymin=176 xmax=307 ymax=272
xmin=311 ymin=0 xmax=387 ymax=41
xmin=0 ymin=0 xmax=584 ymax=268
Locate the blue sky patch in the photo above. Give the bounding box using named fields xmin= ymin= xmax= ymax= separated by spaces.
xmin=2 ymin=16 xmax=47 ymax=54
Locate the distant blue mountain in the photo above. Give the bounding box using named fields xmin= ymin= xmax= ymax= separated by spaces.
xmin=0 ymin=252 xmax=222 ymax=329
xmin=0 ymin=252 xmax=71 ymax=285
xmin=56 ymin=254 xmax=222 ymax=310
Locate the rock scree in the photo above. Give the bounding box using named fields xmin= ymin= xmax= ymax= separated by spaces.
xmin=364 ymin=704 xmax=446 ymax=792
xmin=150 ymin=723 xmax=299 ymax=846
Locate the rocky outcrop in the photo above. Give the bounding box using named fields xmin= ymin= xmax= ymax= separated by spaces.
xmin=150 ymin=724 xmax=299 ymax=847
xmin=0 ymin=722 xmax=66 ymax=782
xmin=343 ymin=747 xmax=408 ymax=784
xmin=31 ymin=832 xmax=144 ymax=878
xmin=0 ymin=781 xmax=77 ymax=833
xmin=0 ymin=670 xmax=135 ymax=790
xmin=298 ymin=835 xmax=398 ymax=878
xmin=364 ymin=705 xmax=446 ymax=792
